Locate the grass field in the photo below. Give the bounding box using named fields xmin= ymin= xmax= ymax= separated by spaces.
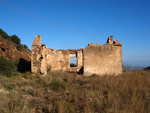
xmin=0 ymin=70 xmax=150 ymax=113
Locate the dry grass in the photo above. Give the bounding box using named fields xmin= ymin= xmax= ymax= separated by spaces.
xmin=0 ymin=70 xmax=150 ymax=113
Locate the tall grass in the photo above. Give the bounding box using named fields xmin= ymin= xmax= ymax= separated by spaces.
xmin=0 ymin=70 xmax=149 ymax=113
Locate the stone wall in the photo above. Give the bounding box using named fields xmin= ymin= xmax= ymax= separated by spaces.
xmin=46 ymin=49 xmax=70 ymax=71
xmin=31 ymin=35 xmax=42 ymax=74
xmin=46 ymin=49 xmax=83 ymax=73
xmin=83 ymin=43 xmax=122 ymax=76
xmin=31 ymin=35 xmax=122 ymax=76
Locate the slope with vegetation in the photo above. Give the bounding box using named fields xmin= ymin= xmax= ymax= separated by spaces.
xmin=0 ymin=29 xmax=30 ymax=61
xmin=0 ymin=28 xmax=31 ymax=75
xmin=0 ymin=69 xmax=150 ymax=113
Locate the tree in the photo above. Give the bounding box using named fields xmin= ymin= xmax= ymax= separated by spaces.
xmin=16 ymin=44 xmax=23 ymax=50
xmin=10 ymin=35 xmax=20 ymax=44
xmin=0 ymin=29 xmax=10 ymax=39
xmin=23 ymin=44 xmax=28 ymax=49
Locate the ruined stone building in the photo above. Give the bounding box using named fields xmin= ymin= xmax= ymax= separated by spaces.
xmin=31 ymin=35 xmax=122 ymax=76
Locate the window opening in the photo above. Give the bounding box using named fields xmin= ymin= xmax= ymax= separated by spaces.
xmin=70 ymin=57 xmax=77 ymax=67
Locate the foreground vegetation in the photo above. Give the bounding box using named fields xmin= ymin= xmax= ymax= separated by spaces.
xmin=0 ymin=69 xmax=150 ymax=113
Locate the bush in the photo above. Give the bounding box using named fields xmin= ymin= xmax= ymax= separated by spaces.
xmin=16 ymin=44 xmax=23 ymax=50
xmin=16 ymin=44 xmax=29 ymax=51
xmin=0 ymin=29 xmax=10 ymax=39
xmin=48 ymin=79 xmax=67 ymax=92
xmin=23 ymin=44 xmax=28 ymax=49
xmin=0 ymin=57 xmax=17 ymax=76
xmin=10 ymin=35 xmax=20 ymax=45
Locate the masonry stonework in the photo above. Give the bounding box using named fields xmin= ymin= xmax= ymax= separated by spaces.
xmin=31 ymin=35 xmax=122 ymax=76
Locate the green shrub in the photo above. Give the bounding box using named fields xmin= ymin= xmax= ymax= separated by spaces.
xmin=16 ymin=44 xmax=29 ymax=51
xmin=0 ymin=29 xmax=10 ymax=39
xmin=16 ymin=44 xmax=23 ymax=50
xmin=0 ymin=57 xmax=17 ymax=76
xmin=0 ymin=29 xmax=29 ymax=51
xmin=23 ymin=44 xmax=28 ymax=49
xmin=10 ymin=35 xmax=20 ymax=45
xmin=48 ymin=79 xmax=67 ymax=92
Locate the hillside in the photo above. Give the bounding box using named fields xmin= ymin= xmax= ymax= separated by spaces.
xmin=0 ymin=29 xmax=30 ymax=61
xmin=0 ymin=36 xmax=30 ymax=61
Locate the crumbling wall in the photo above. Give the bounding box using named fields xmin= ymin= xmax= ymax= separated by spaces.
xmin=83 ymin=36 xmax=122 ymax=76
xmin=77 ymin=49 xmax=83 ymax=71
xmin=31 ymin=35 xmax=122 ymax=76
xmin=31 ymin=35 xmax=42 ymax=73
xmin=47 ymin=49 xmax=70 ymax=70
xmin=40 ymin=44 xmax=47 ymax=74
xmin=46 ymin=49 xmax=83 ymax=72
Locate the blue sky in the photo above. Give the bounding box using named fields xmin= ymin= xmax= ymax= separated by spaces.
xmin=0 ymin=0 xmax=150 ymax=67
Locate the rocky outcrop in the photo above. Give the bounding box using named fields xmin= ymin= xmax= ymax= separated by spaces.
xmin=0 ymin=36 xmax=31 ymax=61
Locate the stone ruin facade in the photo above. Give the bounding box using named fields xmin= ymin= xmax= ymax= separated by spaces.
xmin=31 ymin=35 xmax=122 ymax=76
